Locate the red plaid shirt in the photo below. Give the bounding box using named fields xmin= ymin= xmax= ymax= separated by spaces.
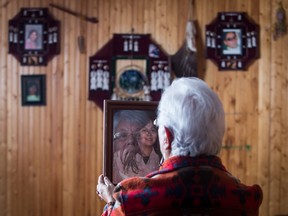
xmin=101 ymin=155 xmax=263 ymax=216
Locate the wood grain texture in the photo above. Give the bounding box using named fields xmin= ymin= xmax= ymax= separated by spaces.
xmin=1 ymin=0 xmax=288 ymax=216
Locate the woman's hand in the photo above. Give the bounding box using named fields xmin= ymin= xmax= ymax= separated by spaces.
xmin=96 ymin=174 xmax=115 ymax=203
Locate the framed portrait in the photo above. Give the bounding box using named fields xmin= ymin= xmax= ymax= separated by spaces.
xmin=103 ymin=100 xmax=160 ymax=185
xmin=24 ymin=24 xmax=43 ymax=50
xmin=222 ymin=28 xmax=242 ymax=56
xmin=8 ymin=8 xmax=60 ymax=66
xmin=21 ymin=75 xmax=46 ymax=106
xmin=206 ymin=12 xmax=259 ymax=71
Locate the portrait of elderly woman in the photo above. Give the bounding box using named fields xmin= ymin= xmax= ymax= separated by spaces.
xmin=111 ymin=109 xmax=161 ymax=184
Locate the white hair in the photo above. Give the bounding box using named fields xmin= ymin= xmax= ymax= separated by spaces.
xmin=156 ymin=77 xmax=225 ymax=157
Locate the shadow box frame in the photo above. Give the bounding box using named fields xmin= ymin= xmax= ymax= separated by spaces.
xmin=103 ymin=100 xmax=159 ymax=185
xmin=21 ymin=74 xmax=46 ymax=106
xmin=8 ymin=8 xmax=60 ymax=66
xmin=206 ymin=12 xmax=260 ymax=71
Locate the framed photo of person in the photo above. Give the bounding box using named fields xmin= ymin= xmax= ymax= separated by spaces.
xmin=103 ymin=100 xmax=161 ymax=185
xmin=21 ymin=75 xmax=46 ymax=106
xmin=8 ymin=8 xmax=60 ymax=66
xmin=222 ymin=29 xmax=242 ymax=56
xmin=206 ymin=12 xmax=259 ymax=71
xmin=24 ymin=24 xmax=43 ymax=50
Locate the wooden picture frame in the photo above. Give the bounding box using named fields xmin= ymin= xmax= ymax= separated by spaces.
xmin=206 ymin=12 xmax=260 ymax=71
xmin=21 ymin=75 xmax=46 ymax=106
xmin=103 ymin=100 xmax=160 ymax=184
xmin=8 ymin=8 xmax=60 ymax=66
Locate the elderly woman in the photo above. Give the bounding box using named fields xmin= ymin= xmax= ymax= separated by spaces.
xmin=97 ymin=77 xmax=263 ymax=216
xmin=112 ymin=110 xmax=161 ymax=183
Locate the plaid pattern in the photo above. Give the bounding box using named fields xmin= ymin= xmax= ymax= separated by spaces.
xmin=101 ymin=155 xmax=263 ymax=216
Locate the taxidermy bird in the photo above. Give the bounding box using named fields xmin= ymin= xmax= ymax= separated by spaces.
xmin=171 ymin=0 xmax=197 ymax=77
xmin=273 ymin=2 xmax=287 ymax=40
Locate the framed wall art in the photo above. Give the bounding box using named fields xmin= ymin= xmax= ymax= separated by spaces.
xmin=9 ymin=8 xmax=60 ymax=66
xmin=103 ymin=100 xmax=161 ymax=185
xmin=21 ymin=74 xmax=46 ymax=106
xmin=206 ymin=12 xmax=260 ymax=71
xmin=88 ymin=33 xmax=170 ymax=109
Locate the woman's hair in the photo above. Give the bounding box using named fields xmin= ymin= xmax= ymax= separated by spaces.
xmin=113 ymin=110 xmax=151 ymax=132
xmin=28 ymin=29 xmax=38 ymax=38
xmin=156 ymin=77 xmax=225 ymax=157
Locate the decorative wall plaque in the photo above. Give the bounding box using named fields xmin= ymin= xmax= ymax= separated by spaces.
xmin=88 ymin=34 xmax=170 ymax=109
xmin=206 ymin=12 xmax=259 ymax=71
xmin=8 ymin=8 xmax=60 ymax=66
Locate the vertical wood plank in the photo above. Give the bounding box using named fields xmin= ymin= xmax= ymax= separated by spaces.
xmin=270 ymin=1 xmax=288 ymax=215
xmin=166 ymin=0 xmax=178 ymax=54
xmin=62 ymin=0 xmax=76 ymax=215
xmin=279 ymin=2 xmax=288 ymax=212
xmin=155 ymin=0 xmax=167 ymax=48
xmin=94 ymin=0 xmax=107 ymax=214
xmin=258 ymin=0 xmax=272 ymax=215
xmin=143 ymin=0 xmax=156 ymax=35
xmin=0 ymin=0 xmax=8 ymax=215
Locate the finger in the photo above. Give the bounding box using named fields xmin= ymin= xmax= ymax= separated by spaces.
xmin=104 ymin=176 xmax=113 ymax=186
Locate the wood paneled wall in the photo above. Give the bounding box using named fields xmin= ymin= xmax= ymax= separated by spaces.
xmin=0 ymin=0 xmax=288 ymax=215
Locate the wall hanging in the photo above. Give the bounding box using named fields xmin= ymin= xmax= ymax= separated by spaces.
xmin=171 ymin=0 xmax=197 ymax=77
xmin=8 ymin=8 xmax=60 ymax=66
xmin=88 ymin=33 xmax=170 ymax=109
xmin=21 ymin=74 xmax=46 ymax=106
xmin=206 ymin=12 xmax=259 ymax=71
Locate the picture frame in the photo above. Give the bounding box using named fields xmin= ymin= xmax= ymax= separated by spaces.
xmin=206 ymin=12 xmax=260 ymax=71
xmin=113 ymin=57 xmax=149 ymax=99
xmin=24 ymin=24 xmax=44 ymax=50
xmin=8 ymin=8 xmax=60 ymax=66
xmin=21 ymin=75 xmax=46 ymax=106
xmin=103 ymin=100 xmax=160 ymax=185
xmin=88 ymin=33 xmax=170 ymax=109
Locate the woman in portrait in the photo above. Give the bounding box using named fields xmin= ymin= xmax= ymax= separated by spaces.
xmin=26 ymin=82 xmax=40 ymax=102
xmin=25 ymin=29 xmax=40 ymax=50
xmin=135 ymin=119 xmax=161 ymax=174
xmin=222 ymin=31 xmax=242 ymax=55
xmin=112 ymin=111 xmax=161 ymax=183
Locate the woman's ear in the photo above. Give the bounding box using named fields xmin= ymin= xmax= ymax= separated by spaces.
xmin=164 ymin=127 xmax=173 ymax=149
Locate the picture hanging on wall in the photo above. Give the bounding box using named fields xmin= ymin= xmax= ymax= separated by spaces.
xmin=206 ymin=12 xmax=260 ymax=71
xmin=8 ymin=8 xmax=60 ymax=66
xmin=21 ymin=74 xmax=46 ymax=106
xmin=88 ymin=33 xmax=170 ymax=109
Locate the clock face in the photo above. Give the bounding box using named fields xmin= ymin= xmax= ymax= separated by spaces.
xmin=119 ymin=69 xmax=146 ymax=94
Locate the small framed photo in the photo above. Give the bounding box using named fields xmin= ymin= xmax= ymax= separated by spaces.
xmin=222 ymin=29 xmax=242 ymax=56
xmin=103 ymin=100 xmax=161 ymax=185
xmin=206 ymin=12 xmax=259 ymax=71
xmin=21 ymin=75 xmax=46 ymax=106
xmin=24 ymin=24 xmax=43 ymax=50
